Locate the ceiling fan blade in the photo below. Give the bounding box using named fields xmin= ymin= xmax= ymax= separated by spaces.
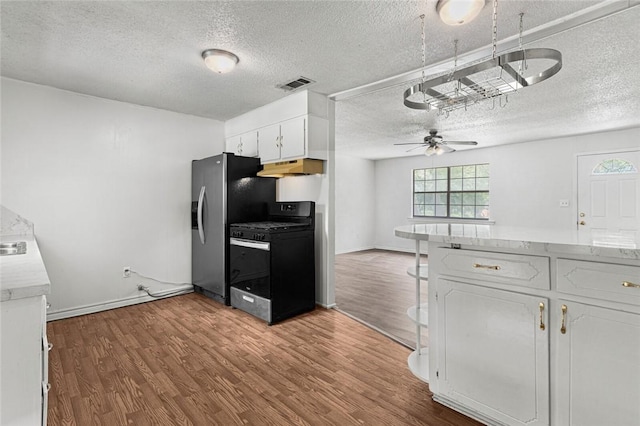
xmin=406 ymin=145 xmax=427 ymax=152
xmin=394 ymin=142 xmax=426 ymax=146
xmin=438 ymin=144 xmax=456 ymax=153
xmin=442 ymin=140 xmax=478 ymax=145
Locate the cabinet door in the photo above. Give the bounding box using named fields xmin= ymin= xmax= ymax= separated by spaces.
xmin=257 ymin=124 xmax=281 ymax=163
xmin=226 ymin=135 xmax=242 ymax=155
xmin=279 ymin=117 xmax=306 ymax=161
xmin=240 ymin=131 xmax=259 ymax=157
xmin=556 ymin=302 xmax=640 ymax=426
xmin=436 ymin=279 xmax=549 ymax=426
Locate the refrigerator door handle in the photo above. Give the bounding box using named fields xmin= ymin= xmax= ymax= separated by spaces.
xmin=197 ymin=185 xmax=206 ymax=244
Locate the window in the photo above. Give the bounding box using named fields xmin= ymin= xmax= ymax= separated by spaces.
xmin=413 ymin=163 xmax=490 ymax=219
xmin=592 ymin=158 xmax=637 ymax=175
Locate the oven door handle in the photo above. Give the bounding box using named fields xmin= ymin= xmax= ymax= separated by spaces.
xmin=230 ymin=238 xmax=270 ymax=251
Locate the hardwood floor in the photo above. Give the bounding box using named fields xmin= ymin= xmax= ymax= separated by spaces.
xmin=46 ymin=293 xmax=479 ymax=425
xmin=335 ymin=250 xmax=428 ymax=348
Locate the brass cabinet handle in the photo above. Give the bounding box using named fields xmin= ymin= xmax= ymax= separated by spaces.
xmin=579 ymin=221 xmax=586 ymax=226
xmin=622 ymin=281 xmax=640 ymax=289
xmin=473 ymin=263 xmax=501 ymax=271
xmin=539 ymin=302 xmax=545 ymax=330
xmin=560 ymin=305 xmax=567 ymax=334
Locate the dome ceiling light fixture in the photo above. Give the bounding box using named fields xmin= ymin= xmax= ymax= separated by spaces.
xmin=404 ymin=0 xmax=562 ymax=116
xmin=437 ymin=0 xmax=486 ymax=26
xmin=202 ymin=49 xmax=239 ymax=74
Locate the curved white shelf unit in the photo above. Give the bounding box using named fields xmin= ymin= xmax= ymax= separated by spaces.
xmin=407 ymin=304 xmax=428 ymax=326
xmin=406 ymin=264 xmax=429 ymax=280
xmin=408 ymin=349 xmax=429 ymax=382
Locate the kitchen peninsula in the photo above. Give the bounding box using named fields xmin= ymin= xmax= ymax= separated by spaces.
xmin=395 ymin=223 xmax=640 ymax=426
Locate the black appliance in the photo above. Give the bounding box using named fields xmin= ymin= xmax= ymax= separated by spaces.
xmin=229 ymin=201 xmax=315 ymax=325
xmin=191 ymin=153 xmax=276 ymax=305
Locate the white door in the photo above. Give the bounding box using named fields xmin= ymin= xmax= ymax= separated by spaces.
xmin=556 ymin=301 xmax=640 ymax=426
xmin=279 ymin=116 xmax=306 ymax=161
xmin=436 ymin=279 xmax=549 ymax=426
xmin=577 ymin=151 xmax=640 ymax=241
xmin=257 ymin=124 xmax=281 ymax=163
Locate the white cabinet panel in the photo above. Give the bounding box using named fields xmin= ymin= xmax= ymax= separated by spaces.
xmin=279 ymin=116 xmax=305 ymax=160
xmin=437 ymin=279 xmax=549 ymax=426
xmin=0 ymin=295 xmax=47 ymax=426
xmin=556 ymin=302 xmax=640 ymax=426
xmin=240 ymin=131 xmax=259 ymax=157
xmin=436 ymin=248 xmax=550 ymax=290
xmin=225 ymin=134 xmax=241 ymax=155
xmin=557 ymin=259 xmax=640 ymax=306
xmin=257 ymin=123 xmax=281 ymax=163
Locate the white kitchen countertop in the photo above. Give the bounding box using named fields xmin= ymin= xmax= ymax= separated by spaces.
xmin=1 ymin=235 xmax=51 ymax=302
xmin=395 ymin=223 xmax=640 ymax=260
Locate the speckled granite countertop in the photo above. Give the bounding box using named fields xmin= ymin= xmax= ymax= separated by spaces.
xmin=395 ymin=223 xmax=640 ymax=260
xmin=1 ymin=235 xmax=50 ymax=302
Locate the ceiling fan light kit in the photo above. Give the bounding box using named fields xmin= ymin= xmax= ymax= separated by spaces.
xmin=404 ymin=0 xmax=562 ymax=115
xmin=437 ymin=0 xmax=486 ymax=26
xmin=202 ymin=49 xmax=239 ymax=74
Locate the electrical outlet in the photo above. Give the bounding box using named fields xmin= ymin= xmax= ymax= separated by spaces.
xmin=123 ymin=267 xmax=131 ymax=278
xmin=559 ymin=199 xmax=570 ymax=207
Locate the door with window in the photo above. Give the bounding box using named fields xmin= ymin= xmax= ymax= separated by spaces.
xmin=577 ymin=151 xmax=640 ymax=242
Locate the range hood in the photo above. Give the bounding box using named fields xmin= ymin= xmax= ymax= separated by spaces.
xmin=257 ymin=159 xmax=323 ymax=178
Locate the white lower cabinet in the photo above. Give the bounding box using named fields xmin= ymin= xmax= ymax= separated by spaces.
xmin=0 ymin=294 xmax=49 ymax=425
xmin=436 ymin=279 xmax=549 ymax=426
xmin=429 ymin=244 xmax=640 ymax=426
xmin=555 ymin=302 xmax=640 ymax=426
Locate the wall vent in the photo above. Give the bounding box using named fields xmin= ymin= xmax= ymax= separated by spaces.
xmin=277 ymin=76 xmax=316 ymax=92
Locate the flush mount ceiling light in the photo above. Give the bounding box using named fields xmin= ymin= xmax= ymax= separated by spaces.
xmin=404 ymin=1 xmax=562 ymax=116
xmin=437 ymin=0 xmax=485 ymax=26
xmin=202 ymin=49 xmax=239 ymax=74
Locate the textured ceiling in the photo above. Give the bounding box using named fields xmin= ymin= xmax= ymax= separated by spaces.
xmin=1 ymin=1 xmax=639 ymax=159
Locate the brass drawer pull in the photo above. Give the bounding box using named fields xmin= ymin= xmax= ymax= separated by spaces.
xmin=560 ymin=305 xmax=567 ymax=334
xmin=473 ymin=263 xmax=501 ymax=271
xmin=539 ymin=302 xmax=545 ymax=331
xmin=622 ymin=281 xmax=640 ymax=289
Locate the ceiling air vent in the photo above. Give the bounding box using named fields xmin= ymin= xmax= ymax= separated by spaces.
xmin=277 ymin=76 xmax=316 ymax=92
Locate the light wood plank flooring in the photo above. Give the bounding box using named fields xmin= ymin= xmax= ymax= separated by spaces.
xmin=335 ymin=250 xmax=428 ymax=348
xmin=46 ymin=293 xmax=479 ymax=425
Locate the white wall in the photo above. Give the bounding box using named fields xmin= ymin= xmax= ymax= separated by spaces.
xmin=373 ymin=127 xmax=640 ymax=252
xmin=335 ymin=154 xmax=376 ymax=254
xmin=1 ymin=78 xmax=224 ymax=318
xmin=277 ymin=101 xmax=335 ymax=308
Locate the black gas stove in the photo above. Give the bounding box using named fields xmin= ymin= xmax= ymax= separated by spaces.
xmin=229 ymin=201 xmax=315 ymax=325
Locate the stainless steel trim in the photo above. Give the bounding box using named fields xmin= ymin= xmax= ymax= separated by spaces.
xmin=197 ymin=186 xmax=206 ymax=244
xmin=230 ymin=238 xmax=270 ymax=251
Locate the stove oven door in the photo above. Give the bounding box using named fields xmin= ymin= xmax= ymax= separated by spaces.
xmin=229 ymin=238 xmax=270 ymax=298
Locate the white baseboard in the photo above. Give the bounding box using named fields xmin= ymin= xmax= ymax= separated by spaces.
xmin=373 ymin=245 xmax=423 ymax=254
xmin=47 ymin=286 xmax=194 ymax=321
xmin=335 ymin=245 xmax=376 ymax=255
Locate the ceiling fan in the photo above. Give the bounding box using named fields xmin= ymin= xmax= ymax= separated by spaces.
xmin=395 ymin=129 xmax=478 ymax=156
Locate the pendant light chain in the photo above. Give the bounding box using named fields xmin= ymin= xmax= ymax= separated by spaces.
xmin=518 ymin=12 xmax=528 ymax=74
xmin=491 ymin=0 xmax=498 ymax=60
xmin=420 ymin=14 xmax=427 ymax=103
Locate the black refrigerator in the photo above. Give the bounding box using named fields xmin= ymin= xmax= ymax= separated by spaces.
xmin=191 ymin=153 xmax=275 ymax=304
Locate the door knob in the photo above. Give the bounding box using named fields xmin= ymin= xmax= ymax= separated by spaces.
xmin=579 ymin=221 xmax=586 ymax=226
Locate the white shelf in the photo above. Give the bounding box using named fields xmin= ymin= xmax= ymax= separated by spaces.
xmin=407 ymin=304 xmax=428 ymax=326
xmin=406 ymin=264 xmax=428 ymax=280
xmin=408 ymin=349 xmax=429 ymax=383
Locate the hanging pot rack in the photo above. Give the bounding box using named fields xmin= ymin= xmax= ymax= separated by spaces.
xmin=403 ymin=47 xmax=562 ymax=112
xmin=404 ymin=0 xmax=562 ymax=115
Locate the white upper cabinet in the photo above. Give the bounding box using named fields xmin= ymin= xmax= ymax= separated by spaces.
xmin=225 ymin=130 xmax=258 ymax=158
xmin=258 ymin=116 xmax=307 ymax=163
xmin=224 ymin=90 xmax=330 ymax=165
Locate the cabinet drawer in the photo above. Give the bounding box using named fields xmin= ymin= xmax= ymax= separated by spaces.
xmin=436 ymin=248 xmax=550 ymax=290
xmin=230 ymin=287 xmax=272 ymax=323
xmin=557 ymin=259 xmax=640 ymax=306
